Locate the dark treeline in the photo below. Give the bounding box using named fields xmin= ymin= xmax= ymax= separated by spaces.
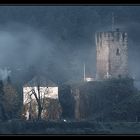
xmin=59 ymin=78 xmax=140 ymax=122
xmin=0 ymin=76 xmax=20 ymax=121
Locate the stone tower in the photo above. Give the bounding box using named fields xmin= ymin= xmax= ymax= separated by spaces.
xmin=95 ymin=28 xmax=128 ymax=80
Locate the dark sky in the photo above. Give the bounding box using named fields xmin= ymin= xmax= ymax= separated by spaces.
xmin=0 ymin=6 xmax=139 ymax=83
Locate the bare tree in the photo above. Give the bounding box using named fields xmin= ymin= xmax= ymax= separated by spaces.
xmin=31 ymin=84 xmax=46 ymax=120
xmin=24 ymin=84 xmax=50 ymax=120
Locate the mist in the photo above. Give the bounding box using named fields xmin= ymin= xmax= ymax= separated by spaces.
xmin=0 ymin=22 xmax=92 ymax=84
xmin=0 ymin=6 xmax=139 ymax=85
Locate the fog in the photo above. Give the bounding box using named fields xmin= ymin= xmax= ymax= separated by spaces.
xmin=0 ymin=22 xmax=53 ymax=68
xmin=0 ymin=6 xmax=139 ymax=85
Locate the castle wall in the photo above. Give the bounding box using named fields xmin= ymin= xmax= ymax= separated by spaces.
xmin=96 ymin=29 xmax=128 ymax=80
xmin=109 ymin=31 xmax=128 ymax=78
xmin=96 ymin=32 xmax=110 ymax=80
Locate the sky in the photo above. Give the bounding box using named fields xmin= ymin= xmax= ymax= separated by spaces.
xmin=0 ymin=6 xmax=139 ymax=84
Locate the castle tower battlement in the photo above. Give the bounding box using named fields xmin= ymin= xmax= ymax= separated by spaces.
xmin=95 ymin=28 xmax=128 ymax=80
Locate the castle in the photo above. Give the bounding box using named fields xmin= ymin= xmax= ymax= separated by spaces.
xmin=95 ymin=28 xmax=128 ymax=80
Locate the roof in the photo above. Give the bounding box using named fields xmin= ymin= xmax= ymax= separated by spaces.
xmin=24 ymin=76 xmax=57 ymax=87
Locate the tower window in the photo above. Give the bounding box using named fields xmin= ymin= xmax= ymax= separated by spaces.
xmin=116 ymin=48 xmax=120 ymax=56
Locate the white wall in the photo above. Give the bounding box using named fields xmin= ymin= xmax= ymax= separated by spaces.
xmin=23 ymin=86 xmax=58 ymax=104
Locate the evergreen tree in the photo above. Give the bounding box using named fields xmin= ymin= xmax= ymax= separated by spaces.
xmin=0 ymin=80 xmax=8 ymax=120
xmin=3 ymin=81 xmax=19 ymax=119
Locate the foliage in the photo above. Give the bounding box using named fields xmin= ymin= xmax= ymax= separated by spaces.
xmin=59 ymin=84 xmax=75 ymax=119
xmin=3 ymin=83 xmax=20 ymax=119
xmin=0 ymin=77 xmax=20 ymax=121
xmin=59 ymin=78 xmax=138 ymax=121
xmin=43 ymin=98 xmax=62 ymax=120
xmin=0 ymin=80 xmax=7 ymax=120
